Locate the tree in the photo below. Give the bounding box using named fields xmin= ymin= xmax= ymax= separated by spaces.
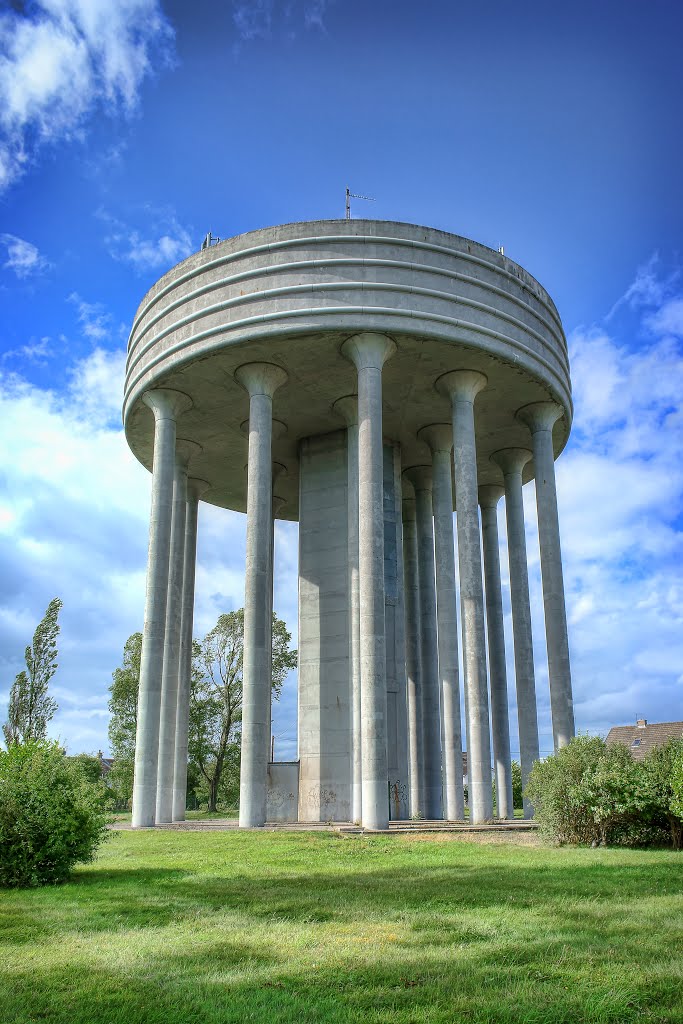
xmin=106 ymin=632 xmax=142 ymax=808
xmin=3 ymin=598 xmax=62 ymax=746
xmin=190 ymin=610 xmax=297 ymax=812
xmin=642 ymin=739 xmax=683 ymax=850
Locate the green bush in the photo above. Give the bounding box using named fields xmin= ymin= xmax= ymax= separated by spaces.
xmin=0 ymin=740 xmax=109 ymax=887
xmin=525 ymin=735 xmax=683 ymax=848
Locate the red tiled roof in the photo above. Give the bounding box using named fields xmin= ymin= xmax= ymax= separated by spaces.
xmin=605 ymin=720 xmax=683 ymax=761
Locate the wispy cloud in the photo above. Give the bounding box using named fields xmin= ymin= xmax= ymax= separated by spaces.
xmin=232 ymin=0 xmax=333 ymax=49
xmin=0 ymin=0 xmax=174 ymax=192
xmin=98 ymin=206 xmax=193 ymax=273
xmin=68 ymin=292 xmax=115 ymax=342
xmin=606 ymin=252 xmax=679 ymax=320
xmin=0 ymin=233 xmax=48 ymax=278
xmin=1 ymin=336 xmax=53 ymax=366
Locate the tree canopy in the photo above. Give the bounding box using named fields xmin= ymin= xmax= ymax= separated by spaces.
xmin=3 ymin=597 xmax=62 ymax=746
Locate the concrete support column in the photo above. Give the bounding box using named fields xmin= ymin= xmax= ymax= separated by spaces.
xmin=403 ymin=465 xmax=443 ymax=820
xmin=341 ymin=332 xmax=396 ymax=831
xmin=517 ymin=403 xmax=575 ymax=749
xmin=436 ymin=370 xmax=493 ymax=823
xmin=235 ymin=362 xmax=287 ymax=828
xmin=132 ymin=388 xmax=192 ymax=828
xmin=172 ymin=476 xmax=209 ymax=822
xmin=491 ymin=448 xmax=540 ymax=817
xmin=156 ymin=439 xmax=201 ymax=823
xmin=418 ymin=425 xmax=464 ymax=821
xmin=478 ymin=485 xmax=514 ymax=820
xmin=267 ymin=458 xmax=287 ymax=754
xmin=402 ymin=482 xmax=424 ymax=818
xmin=333 ymin=395 xmax=362 ymax=823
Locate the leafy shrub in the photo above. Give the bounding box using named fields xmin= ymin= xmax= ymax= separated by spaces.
xmin=0 ymin=741 xmax=108 ymax=887
xmin=525 ymin=735 xmax=610 ymax=844
xmin=526 ymin=735 xmax=683 ymax=848
xmin=641 ymin=740 xmax=683 ymax=850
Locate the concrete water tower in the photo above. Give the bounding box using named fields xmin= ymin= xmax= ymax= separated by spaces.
xmin=124 ymin=219 xmax=575 ymax=831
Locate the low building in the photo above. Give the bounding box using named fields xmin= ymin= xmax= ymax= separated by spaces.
xmin=605 ymin=719 xmax=683 ymax=760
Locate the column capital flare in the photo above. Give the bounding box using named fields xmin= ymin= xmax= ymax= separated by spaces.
xmin=403 ymin=464 xmax=432 ymax=492
xmin=142 ymin=387 xmax=192 ymax=420
xmin=478 ymin=484 xmax=505 ymax=509
xmin=435 ymin=369 xmax=488 ymax=404
xmin=491 ymin=447 xmax=533 ymax=476
xmin=332 ymin=394 xmax=358 ymax=426
xmin=417 ymin=423 xmax=453 ymax=453
xmin=234 ymin=362 xmax=287 ymax=398
xmin=516 ymin=401 xmax=563 ymax=433
xmin=341 ymin=332 xmax=396 ymax=371
xmin=187 ymin=477 xmax=211 ymax=501
xmin=175 ymin=439 xmax=202 ymax=470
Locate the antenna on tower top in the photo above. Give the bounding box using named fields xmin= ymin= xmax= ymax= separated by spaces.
xmin=345 ymin=186 xmax=375 ymax=219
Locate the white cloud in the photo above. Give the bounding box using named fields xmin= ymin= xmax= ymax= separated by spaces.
xmin=553 ymin=268 xmax=683 ymax=740
xmin=0 ymin=0 xmax=174 ymax=191
xmin=68 ymin=291 xmax=115 ymax=341
xmin=0 ymin=233 xmax=48 ymax=277
xmin=99 ymin=208 xmax=193 ymax=273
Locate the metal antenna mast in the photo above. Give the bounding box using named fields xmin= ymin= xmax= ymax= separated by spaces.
xmin=345 ymin=186 xmax=375 ymax=219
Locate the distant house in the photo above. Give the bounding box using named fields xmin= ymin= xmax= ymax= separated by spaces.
xmin=605 ymin=719 xmax=683 ymax=760
xmin=97 ymin=751 xmax=115 ymax=777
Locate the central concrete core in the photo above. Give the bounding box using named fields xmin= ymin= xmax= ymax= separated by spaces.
xmin=125 ymin=219 xmax=575 ymax=830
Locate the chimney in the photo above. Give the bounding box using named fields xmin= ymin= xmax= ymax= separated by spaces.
xmin=636 ymin=719 xmax=647 ymax=728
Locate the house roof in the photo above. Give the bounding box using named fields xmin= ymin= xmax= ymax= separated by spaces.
xmin=605 ymin=720 xmax=683 ymax=761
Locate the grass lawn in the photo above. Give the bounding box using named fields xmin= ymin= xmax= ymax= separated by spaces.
xmin=1 ymin=831 xmax=682 ymax=1024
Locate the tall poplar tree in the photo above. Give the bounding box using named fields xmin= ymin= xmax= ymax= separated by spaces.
xmin=3 ymin=597 xmax=62 ymax=746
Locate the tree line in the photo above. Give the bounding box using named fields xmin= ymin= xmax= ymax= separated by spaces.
xmin=108 ymin=610 xmax=296 ymax=811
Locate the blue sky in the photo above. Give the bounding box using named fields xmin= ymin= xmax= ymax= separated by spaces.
xmin=1 ymin=0 xmax=682 ymax=761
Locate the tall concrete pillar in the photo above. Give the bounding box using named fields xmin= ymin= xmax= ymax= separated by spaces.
xmin=341 ymin=332 xmax=396 ymax=831
xmin=436 ymin=370 xmax=493 ymax=823
xmin=172 ymin=476 xmax=209 ymax=822
xmin=388 ymin=445 xmax=410 ymax=819
xmin=132 ymin=388 xmax=192 ymax=828
xmin=267 ymin=459 xmax=287 ymax=753
xmin=517 ymin=403 xmax=575 ymax=749
xmin=333 ymin=395 xmax=362 ymax=823
xmin=418 ymin=425 xmax=465 ymax=821
xmin=478 ymin=485 xmax=514 ymax=820
xmin=402 ymin=482 xmax=424 ymax=817
xmin=403 ymin=465 xmax=442 ymax=820
xmin=156 ymin=440 xmax=201 ymax=823
xmin=235 ymin=362 xmax=287 ymax=828
xmin=491 ymin=448 xmax=540 ymax=817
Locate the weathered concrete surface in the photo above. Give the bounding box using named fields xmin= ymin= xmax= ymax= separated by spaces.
xmin=401 ymin=483 xmax=425 ymax=818
xmin=517 ymin=403 xmax=575 ymax=750
xmin=125 ymin=220 xmax=574 ymax=830
xmin=172 ymin=477 xmax=208 ymax=822
xmin=478 ymin=485 xmax=514 ymax=821
xmin=491 ymin=447 xmax=540 ymax=818
xmin=403 ymin=465 xmax=443 ymax=820
xmin=418 ymin=424 xmax=465 ymax=821
xmin=385 ymin=443 xmax=410 ymax=820
xmin=156 ymin=441 xmax=200 ymax=823
xmin=266 ymin=762 xmax=299 ymax=822
xmin=132 ymin=388 xmax=191 ymax=829
xmin=124 ymin=220 xmax=572 ymax=521
xmin=236 ymin=362 xmax=287 ymax=828
xmin=333 ymin=397 xmax=362 ymax=824
xmin=436 ymin=371 xmax=493 ymax=824
xmin=297 ymin=430 xmax=351 ymax=823
xmin=342 ymin=332 xmax=395 ymax=831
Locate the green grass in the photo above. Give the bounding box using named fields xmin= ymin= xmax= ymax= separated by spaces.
xmin=1 ymin=831 xmax=682 ymax=1024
